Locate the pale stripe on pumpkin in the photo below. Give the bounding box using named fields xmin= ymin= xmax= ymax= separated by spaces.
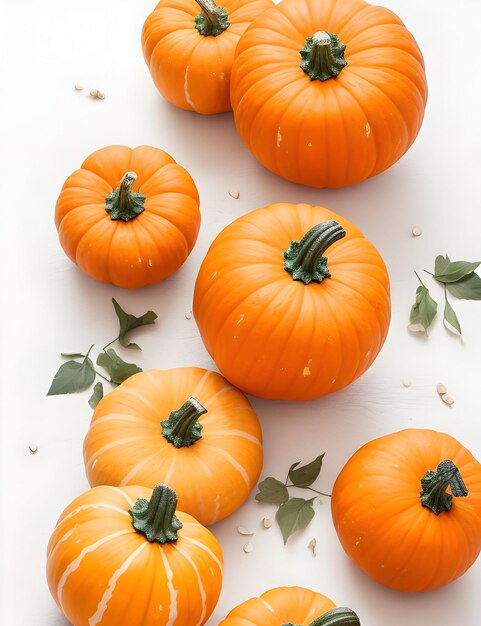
xmin=189 ymin=369 xmax=213 ymax=399
xmin=206 ymin=429 xmax=262 ymax=447
xmin=201 ymin=445 xmax=251 ymax=490
xmin=85 ymin=436 xmax=153 ymax=470
xmin=118 ymin=385 xmax=159 ymax=413
xmin=106 ymin=485 xmax=135 ymax=508
xmin=119 ymin=450 xmax=161 ymax=486
xmin=173 ymin=543 xmax=207 ymax=626
xmin=180 ymin=535 xmax=223 ymax=573
xmin=159 ymin=545 xmax=178 ymax=626
xmin=55 ymin=503 xmax=130 ymax=529
xmin=90 ymin=412 xmax=154 ymax=428
xmin=259 ymin=597 xmax=275 ymax=612
xmin=88 ymin=542 xmax=147 ymax=626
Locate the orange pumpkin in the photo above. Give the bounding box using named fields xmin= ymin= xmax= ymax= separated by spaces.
xmin=55 ymin=145 xmax=200 ymax=288
xmin=142 ymin=0 xmax=273 ymax=114
xmin=331 ymin=429 xmax=481 ymax=592
xmin=193 ymin=203 xmax=390 ymax=400
xmin=46 ymin=483 xmax=223 ymax=626
xmin=230 ymin=0 xmax=428 ymax=188
xmin=84 ymin=367 xmax=263 ymax=525
xmin=219 ymin=587 xmax=360 ymax=625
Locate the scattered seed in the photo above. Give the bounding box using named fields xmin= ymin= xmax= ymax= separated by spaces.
xmin=185 ymin=311 xmax=192 ymax=320
xmin=90 ymin=89 xmax=105 ymax=100
xmin=29 ymin=444 xmax=38 ymax=455
xmin=237 ymin=526 xmax=254 ymax=536
xmin=412 ymin=226 xmax=422 ymax=237
xmin=243 ymin=542 xmax=254 ymax=553
xmin=436 ymin=383 xmax=448 ymax=396
xmin=74 ymin=84 xmax=84 ymax=91
xmin=442 ymin=394 xmax=454 ymax=406
xmin=228 ymin=188 xmax=240 ymax=199
xmin=402 ymin=378 xmax=411 ymax=388
xmin=307 ymin=538 xmax=317 ymax=556
xmin=262 ymin=517 xmax=272 ymax=529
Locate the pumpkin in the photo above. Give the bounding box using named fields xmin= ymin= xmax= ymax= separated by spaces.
xmin=193 ymin=203 xmax=390 ymax=400
xmin=46 ymin=483 xmax=223 ymax=626
xmin=55 ymin=145 xmax=200 ymax=288
xmin=331 ymin=429 xmax=481 ymax=592
xmin=219 ymin=586 xmax=360 ymax=625
xmin=230 ymin=0 xmax=428 ymax=188
xmin=141 ymin=0 xmax=273 ymax=115
xmin=84 ymin=367 xmax=263 ymax=525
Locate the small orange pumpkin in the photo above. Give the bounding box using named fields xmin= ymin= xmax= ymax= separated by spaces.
xmin=219 ymin=586 xmax=360 ymax=625
xmin=55 ymin=145 xmax=200 ymax=288
xmin=142 ymin=0 xmax=273 ymax=114
xmin=231 ymin=0 xmax=428 ymax=187
xmin=83 ymin=367 xmax=263 ymax=525
xmin=46 ymin=483 xmax=223 ymax=626
xmin=331 ymin=429 xmax=481 ymax=592
xmin=193 ymin=203 xmax=390 ymax=400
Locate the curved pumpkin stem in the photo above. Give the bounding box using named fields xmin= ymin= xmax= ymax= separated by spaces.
xmin=105 ymin=172 xmax=146 ymax=222
xmin=195 ymin=0 xmax=230 ymax=36
xmin=283 ymin=607 xmax=361 ymax=626
xmin=161 ymin=397 xmax=207 ymax=447
xmin=300 ymin=31 xmax=347 ymax=81
xmin=129 ymin=484 xmax=183 ymax=543
xmin=284 ymin=220 xmax=346 ymax=284
xmin=420 ymin=459 xmax=468 ymax=515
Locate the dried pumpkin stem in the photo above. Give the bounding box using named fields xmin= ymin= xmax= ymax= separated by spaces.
xmin=300 ymin=31 xmax=347 ymax=81
xmin=161 ymin=397 xmax=207 ymax=447
xmin=420 ymin=459 xmax=468 ymax=515
xmin=105 ymin=172 xmax=146 ymax=222
xmin=284 ymin=220 xmax=346 ymax=284
xmin=195 ymin=0 xmax=230 ymax=36
xmin=283 ymin=607 xmax=361 ymax=626
xmin=129 ymin=483 xmax=183 ymax=542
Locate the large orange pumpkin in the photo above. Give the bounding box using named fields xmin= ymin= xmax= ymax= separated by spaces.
xmin=46 ymin=483 xmax=223 ymax=626
xmin=331 ymin=429 xmax=481 ymax=592
xmin=193 ymin=203 xmax=390 ymax=400
xmin=230 ymin=0 xmax=428 ymax=188
xmin=219 ymin=587 xmax=360 ymax=625
xmin=84 ymin=367 xmax=263 ymax=525
xmin=142 ymin=0 xmax=273 ymax=115
xmin=55 ymin=145 xmax=200 ymax=288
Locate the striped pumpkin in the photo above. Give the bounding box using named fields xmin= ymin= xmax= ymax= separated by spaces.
xmin=83 ymin=367 xmax=263 ymax=525
xmin=46 ymin=483 xmax=223 ymax=626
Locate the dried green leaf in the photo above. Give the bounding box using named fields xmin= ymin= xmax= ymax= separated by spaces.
xmin=60 ymin=352 xmax=85 ymax=359
xmin=255 ymin=477 xmax=289 ymax=505
xmin=443 ymin=294 xmax=462 ymax=335
xmin=434 ymin=255 xmax=480 ymax=283
xmin=47 ymin=356 xmax=96 ymax=396
xmin=288 ymin=454 xmax=325 ymax=488
xmin=97 ymin=348 xmax=142 ymax=385
xmin=446 ymin=272 xmax=481 ymax=300
xmin=409 ymin=285 xmax=438 ymax=330
xmin=88 ymin=382 xmax=104 ymax=409
xmin=112 ymin=298 xmax=158 ymax=350
xmin=276 ymin=497 xmax=316 ymax=544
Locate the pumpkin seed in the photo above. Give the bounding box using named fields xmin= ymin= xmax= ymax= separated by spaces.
xmin=237 ymin=526 xmax=254 ymax=536
xmin=90 ymin=89 xmax=105 ymax=100
xmin=412 ymin=226 xmax=422 ymax=237
xmin=442 ymin=394 xmax=454 ymax=406
xmin=228 ymin=188 xmax=240 ymax=199
xmin=185 ymin=311 xmax=192 ymax=320
xmin=74 ymin=84 xmax=84 ymax=91
xmin=436 ymin=383 xmax=448 ymax=395
xmin=402 ymin=378 xmax=411 ymax=387
xmin=262 ymin=517 xmax=272 ymax=528
xmin=307 ymin=537 xmax=317 ymax=556
xmin=29 ymin=444 xmax=38 ymax=454
xmin=243 ymin=542 xmax=253 ymax=553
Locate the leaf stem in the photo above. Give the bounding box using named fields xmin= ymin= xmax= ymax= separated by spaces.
xmin=94 ymin=370 xmax=111 ymax=383
xmin=424 ymin=270 xmax=434 ymax=277
xmin=285 ymin=484 xmax=331 ymax=497
xmin=414 ymin=271 xmax=426 ymax=287
xmin=102 ymin=336 xmax=120 ymax=351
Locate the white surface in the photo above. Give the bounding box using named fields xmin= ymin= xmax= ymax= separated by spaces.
xmin=1 ymin=0 xmax=481 ymax=624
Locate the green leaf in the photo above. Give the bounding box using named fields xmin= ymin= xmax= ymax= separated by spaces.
xmin=409 ymin=285 xmax=438 ymax=330
xmin=443 ymin=293 xmax=462 ymax=335
xmin=88 ymin=382 xmax=104 ymax=409
xmin=434 ymin=255 xmax=480 ymax=283
xmin=446 ymin=272 xmax=481 ymax=300
xmin=276 ymin=497 xmax=316 ymax=544
xmin=255 ymin=477 xmax=289 ymax=505
xmin=112 ymin=298 xmax=157 ymax=350
xmin=288 ymin=454 xmax=325 ymax=488
xmin=97 ymin=348 xmax=142 ymax=385
xmin=47 ymin=356 xmax=96 ymax=396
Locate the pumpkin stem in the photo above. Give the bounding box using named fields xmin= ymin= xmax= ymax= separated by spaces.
xmin=129 ymin=483 xmax=183 ymax=542
xmin=284 ymin=220 xmax=346 ymax=284
xmin=105 ymin=172 xmax=146 ymax=222
xmin=420 ymin=459 xmax=468 ymax=515
xmin=283 ymin=607 xmax=361 ymax=626
xmin=195 ymin=0 xmax=230 ymax=37
xmin=161 ymin=397 xmax=207 ymax=448
xmin=300 ymin=31 xmax=347 ymax=81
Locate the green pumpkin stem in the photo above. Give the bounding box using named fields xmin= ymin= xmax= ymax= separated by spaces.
xmin=283 ymin=607 xmax=361 ymax=626
xmin=195 ymin=0 xmax=230 ymax=36
xmin=420 ymin=459 xmax=468 ymax=515
xmin=300 ymin=31 xmax=347 ymax=81
xmin=284 ymin=220 xmax=346 ymax=284
xmin=129 ymin=484 xmax=183 ymax=542
xmin=161 ymin=397 xmax=207 ymax=448
xmin=105 ymin=172 xmax=146 ymax=222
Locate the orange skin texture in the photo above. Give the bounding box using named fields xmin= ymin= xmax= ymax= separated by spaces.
xmin=55 ymin=145 xmax=200 ymax=288
xmin=193 ymin=203 xmax=390 ymax=401
xmin=84 ymin=367 xmax=263 ymax=526
xmin=331 ymin=429 xmax=481 ymax=592
xmin=46 ymin=485 xmax=223 ymax=626
xmin=219 ymin=586 xmax=337 ymax=625
xmin=230 ymin=0 xmax=428 ymax=188
xmin=141 ymin=0 xmax=273 ymax=114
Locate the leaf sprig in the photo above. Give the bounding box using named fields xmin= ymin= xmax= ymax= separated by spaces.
xmin=255 ymin=454 xmax=329 ymax=544
xmin=47 ymin=299 xmax=157 ymax=407
xmin=409 ymin=255 xmax=481 ymax=335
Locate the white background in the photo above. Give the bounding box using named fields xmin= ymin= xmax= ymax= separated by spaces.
xmin=1 ymin=0 xmax=481 ymax=624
